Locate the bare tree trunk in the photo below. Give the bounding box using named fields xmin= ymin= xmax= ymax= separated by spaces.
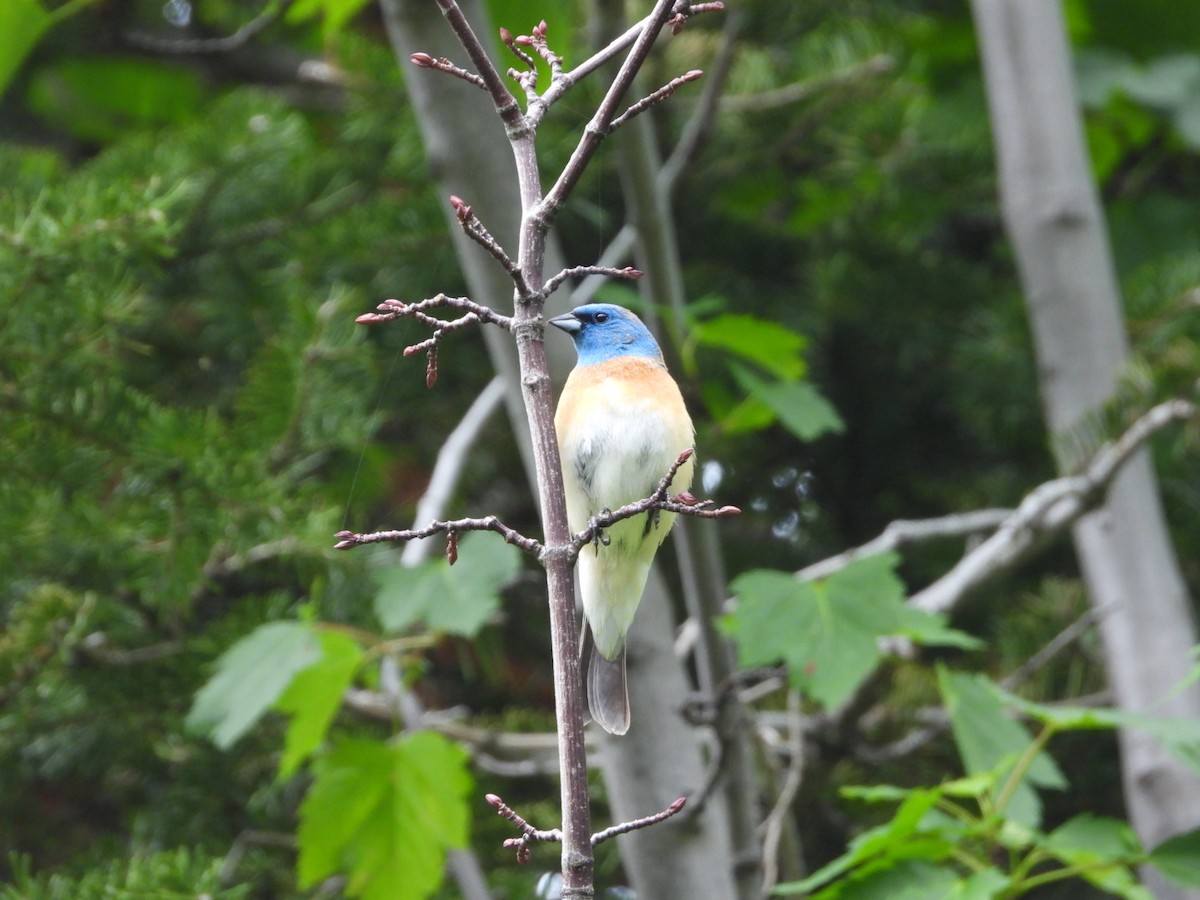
xmin=596 ymin=568 xmax=739 ymax=899
xmin=585 ymin=1 xmax=759 ymax=896
xmin=970 ymin=2 xmax=1200 ymax=895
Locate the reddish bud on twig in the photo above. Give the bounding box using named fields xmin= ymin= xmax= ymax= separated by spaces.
xmin=410 ymin=52 xmax=435 ymax=67
xmin=499 ymin=27 xmax=513 ymax=45
xmin=449 ymin=195 xmax=473 ymax=222
xmin=446 ymin=530 xmax=458 ymax=565
xmin=426 ymin=346 xmax=439 ymax=388
xmin=534 ymin=20 xmax=547 ymax=37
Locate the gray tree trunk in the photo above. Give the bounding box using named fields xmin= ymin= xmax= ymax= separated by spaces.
xmin=379 ymin=1 xmax=740 ymax=895
xmin=969 ymin=2 xmax=1200 ymax=896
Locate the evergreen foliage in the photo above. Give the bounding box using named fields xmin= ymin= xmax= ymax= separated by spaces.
xmin=2 ymin=0 xmax=1199 ymax=896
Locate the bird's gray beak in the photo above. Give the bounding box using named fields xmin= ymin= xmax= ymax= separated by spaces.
xmin=548 ymin=312 xmax=582 ymax=335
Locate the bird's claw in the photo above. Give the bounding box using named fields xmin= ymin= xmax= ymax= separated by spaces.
xmin=588 ymin=510 xmax=612 ymax=548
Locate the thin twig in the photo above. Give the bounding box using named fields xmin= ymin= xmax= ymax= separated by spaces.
xmin=410 ymin=52 xmax=488 ymax=90
xmin=528 ymin=0 xmax=723 ymax=126
xmin=333 ymin=515 xmax=542 ymax=557
xmin=541 ymin=265 xmax=642 ymax=301
xmin=1000 ymin=603 xmax=1114 ymax=692
xmin=591 ymin=796 xmax=688 ymax=846
xmin=487 ymin=793 xmax=688 ymax=863
xmin=571 ymin=449 xmax=740 ymax=553
xmin=760 ymin=690 xmax=805 ymax=895
xmin=609 ymin=70 xmax=705 ymax=133
xmin=449 ymin=196 xmax=529 ymax=296
xmin=538 ymin=0 xmax=681 ymax=222
xmin=661 ymin=8 xmax=740 ymax=190
xmin=798 ymin=509 xmax=1012 ymax=582
xmin=719 ymin=54 xmax=895 ymax=113
xmin=911 ymin=398 xmax=1198 ymax=614
xmin=357 ymin=294 xmax=513 ymax=386
xmin=487 ymin=794 xmax=564 ymax=864
xmin=429 ymin=0 xmax=525 ymax=130
xmin=124 ymin=0 xmax=296 ymax=54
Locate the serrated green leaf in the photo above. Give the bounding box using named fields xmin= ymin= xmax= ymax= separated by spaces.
xmin=994 ymin=685 xmax=1200 ymax=775
xmin=693 ymin=313 xmax=808 ymax=380
xmin=374 ymin=532 xmax=519 ymax=637
xmin=1150 ymin=827 xmax=1200 ymax=888
xmin=730 ymin=364 xmax=845 ymax=441
xmin=297 ymin=733 xmax=471 ymax=900
xmin=187 ymin=621 xmax=321 ymax=749
xmin=937 ymin=669 xmax=1066 ymax=829
xmin=276 ymin=629 xmax=363 ymax=779
xmin=724 ymin=554 xmax=907 ymax=708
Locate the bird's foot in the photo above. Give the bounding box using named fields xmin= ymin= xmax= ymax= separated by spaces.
xmin=588 ymin=510 xmax=612 ymax=548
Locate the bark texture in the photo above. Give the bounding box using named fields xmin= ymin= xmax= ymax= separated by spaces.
xmin=970 ymin=2 xmax=1200 ymax=895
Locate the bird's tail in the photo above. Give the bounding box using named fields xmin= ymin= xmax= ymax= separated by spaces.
xmin=580 ymin=620 xmax=630 ymax=735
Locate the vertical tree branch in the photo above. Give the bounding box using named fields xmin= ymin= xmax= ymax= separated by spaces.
xmin=970 ymin=4 xmax=1200 ymax=896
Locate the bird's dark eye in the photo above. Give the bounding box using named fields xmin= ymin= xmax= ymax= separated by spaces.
xmin=594 ymin=312 xmax=609 ymax=323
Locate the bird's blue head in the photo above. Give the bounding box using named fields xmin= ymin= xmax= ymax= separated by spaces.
xmin=548 ymin=304 xmax=663 ymax=367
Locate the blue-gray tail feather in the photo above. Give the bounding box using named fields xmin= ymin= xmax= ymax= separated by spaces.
xmin=580 ymin=620 xmax=630 ymax=735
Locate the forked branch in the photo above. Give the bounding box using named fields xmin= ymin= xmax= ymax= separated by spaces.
xmin=572 ymin=449 xmax=741 ymax=554
xmin=333 ymin=515 xmax=542 ymax=559
xmin=486 ymin=793 xmax=688 ymax=864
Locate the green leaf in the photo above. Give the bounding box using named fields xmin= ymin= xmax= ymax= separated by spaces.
xmin=187 ymin=621 xmax=322 ymax=749
xmin=297 ymin=733 xmax=471 ymax=900
xmin=777 ymin=789 xmax=949 ymax=895
xmin=895 ymin=606 xmax=983 ymax=651
xmin=937 ymin=669 xmax=1066 ymax=828
xmin=818 ymin=860 xmax=958 ymax=900
xmin=373 ymin=532 xmax=520 ymax=637
xmin=26 ymin=57 xmax=206 ymax=143
xmin=0 ymin=0 xmax=51 ymax=100
xmin=1150 ymin=827 xmax=1200 ymax=889
xmin=1043 ymin=814 xmax=1146 ymax=897
xmin=724 ymin=554 xmax=910 ymax=708
xmin=286 ymin=0 xmax=373 ymax=38
xmin=946 ymin=869 xmax=1011 ymax=899
xmin=716 ymin=392 xmax=777 ymax=436
xmin=730 ymin=364 xmax=845 ymax=441
xmin=995 ymin=686 xmax=1200 ymax=775
xmin=276 ymin=629 xmax=364 ymax=779
xmin=693 ymin=313 xmax=808 ymax=381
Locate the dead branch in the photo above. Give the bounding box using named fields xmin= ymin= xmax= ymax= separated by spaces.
xmin=910 ymin=398 xmax=1197 ymax=614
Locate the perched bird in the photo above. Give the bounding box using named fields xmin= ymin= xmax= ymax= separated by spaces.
xmin=549 ymin=303 xmax=695 ymax=735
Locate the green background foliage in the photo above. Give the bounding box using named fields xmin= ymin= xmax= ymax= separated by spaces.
xmin=2 ymin=0 xmax=1199 ymax=896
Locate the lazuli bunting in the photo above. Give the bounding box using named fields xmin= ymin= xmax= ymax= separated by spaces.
xmin=549 ymin=303 xmax=695 ymax=735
